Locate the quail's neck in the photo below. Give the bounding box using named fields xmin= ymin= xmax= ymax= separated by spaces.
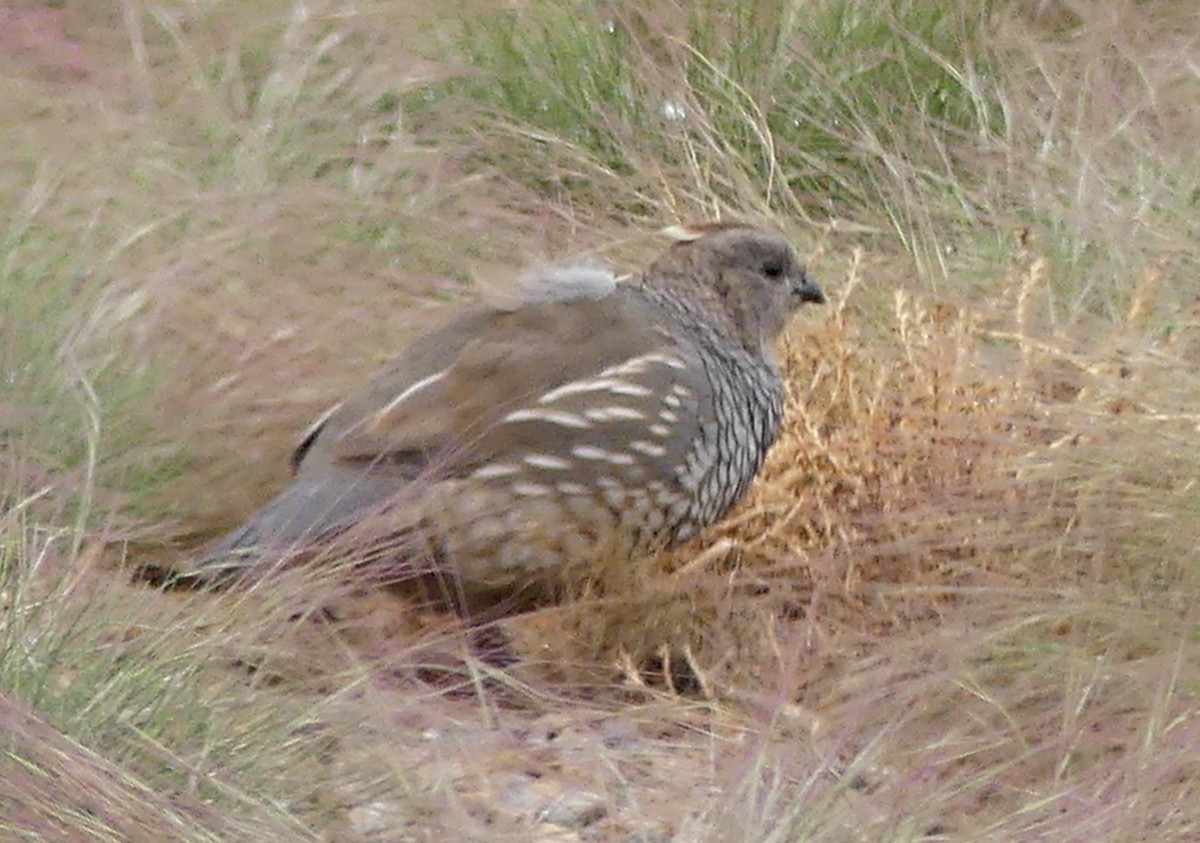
xmin=634 ymin=273 xmax=770 ymax=363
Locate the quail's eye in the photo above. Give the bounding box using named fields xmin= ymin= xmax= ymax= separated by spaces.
xmin=761 ymin=257 xmax=785 ymax=279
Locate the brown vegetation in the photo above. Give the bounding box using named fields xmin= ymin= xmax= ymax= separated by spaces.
xmin=1 ymin=1 xmax=1197 ymax=840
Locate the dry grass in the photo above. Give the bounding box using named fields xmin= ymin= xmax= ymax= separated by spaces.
xmin=1 ymin=0 xmax=1199 ymax=840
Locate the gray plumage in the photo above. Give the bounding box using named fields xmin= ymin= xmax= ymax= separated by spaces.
xmin=184 ymin=222 xmax=825 ymax=592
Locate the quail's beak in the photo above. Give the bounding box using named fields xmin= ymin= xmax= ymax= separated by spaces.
xmin=792 ymin=270 xmax=826 ymax=305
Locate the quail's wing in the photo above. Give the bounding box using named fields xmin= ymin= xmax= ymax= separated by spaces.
xmin=289 ymin=305 xmax=499 ymax=474
xmin=318 ymin=294 xmax=712 ymax=483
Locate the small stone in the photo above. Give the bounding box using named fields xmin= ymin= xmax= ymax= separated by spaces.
xmin=624 ymin=833 xmax=672 ymax=843
xmin=346 ymin=801 xmax=404 ymax=837
xmin=600 ymin=719 xmax=642 ymax=750
xmin=526 ymin=713 xmax=575 ymax=746
xmin=537 ymin=789 xmax=609 ymax=828
xmin=495 ymin=771 xmax=542 ymax=812
xmin=533 ymin=827 xmax=583 ymax=843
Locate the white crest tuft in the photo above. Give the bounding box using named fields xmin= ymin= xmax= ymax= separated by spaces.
xmin=481 ymin=261 xmax=619 ymax=311
xmin=663 ymin=221 xmax=757 ymax=243
xmin=662 ymin=224 xmax=706 ymax=243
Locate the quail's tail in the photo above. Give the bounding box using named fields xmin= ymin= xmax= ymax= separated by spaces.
xmin=143 ymin=470 xmax=411 ymax=590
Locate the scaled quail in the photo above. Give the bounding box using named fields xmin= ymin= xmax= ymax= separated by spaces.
xmin=186 ymin=222 xmax=825 ymax=593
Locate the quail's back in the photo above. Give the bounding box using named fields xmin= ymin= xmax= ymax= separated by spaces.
xmin=191 ymin=222 xmax=825 ymax=591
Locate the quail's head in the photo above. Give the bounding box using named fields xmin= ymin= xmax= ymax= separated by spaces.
xmin=646 ymin=222 xmax=825 ymax=355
